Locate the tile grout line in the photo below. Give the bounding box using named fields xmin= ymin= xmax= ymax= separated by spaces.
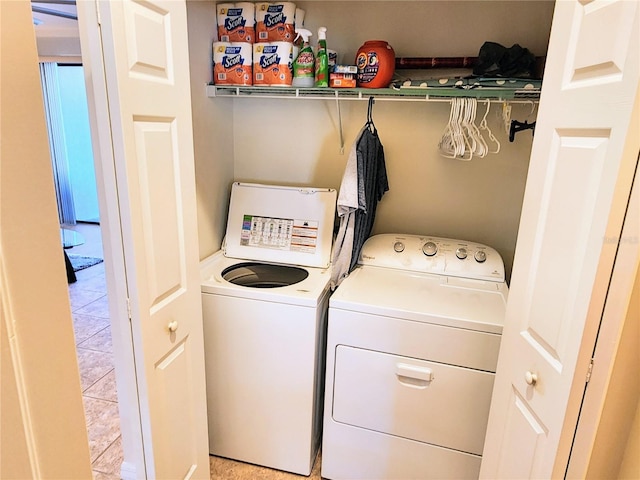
xmin=81 ymin=367 xmax=116 ymax=397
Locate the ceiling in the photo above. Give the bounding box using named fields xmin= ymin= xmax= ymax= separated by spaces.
xmin=32 ymin=0 xmax=77 ymax=29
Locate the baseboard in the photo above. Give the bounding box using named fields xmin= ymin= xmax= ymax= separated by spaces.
xmin=120 ymin=460 xmax=138 ymax=480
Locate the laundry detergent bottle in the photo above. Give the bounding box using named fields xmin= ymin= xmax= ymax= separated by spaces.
xmin=356 ymin=40 xmax=395 ymax=88
xmin=292 ymin=28 xmax=314 ymax=87
xmin=314 ymin=27 xmax=329 ymax=87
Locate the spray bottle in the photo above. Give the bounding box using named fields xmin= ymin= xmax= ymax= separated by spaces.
xmin=292 ymin=28 xmax=314 ymax=88
xmin=314 ymin=27 xmax=328 ymax=87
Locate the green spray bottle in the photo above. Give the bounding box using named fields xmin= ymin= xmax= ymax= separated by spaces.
xmin=314 ymin=27 xmax=328 ymax=87
xmin=292 ymin=28 xmax=314 ymax=87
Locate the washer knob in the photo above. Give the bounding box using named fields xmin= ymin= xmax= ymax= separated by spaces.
xmin=393 ymin=241 xmax=405 ymax=253
xmin=474 ymin=250 xmax=487 ymax=263
xmin=456 ymin=248 xmax=468 ymax=260
xmin=422 ymin=241 xmax=438 ymax=256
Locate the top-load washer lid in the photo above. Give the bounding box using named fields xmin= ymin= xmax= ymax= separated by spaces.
xmin=224 ymin=182 xmax=337 ymax=268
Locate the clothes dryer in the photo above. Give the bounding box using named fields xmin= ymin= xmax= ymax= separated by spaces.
xmin=321 ymin=233 xmax=509 ymax=480
xmin=201 ymin=183 xmax=336 ymax=476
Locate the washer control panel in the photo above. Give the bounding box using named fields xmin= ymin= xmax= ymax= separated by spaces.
xmin=359 ymin=234 xmax=505 ymax=282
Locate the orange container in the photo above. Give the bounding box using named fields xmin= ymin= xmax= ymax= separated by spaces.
xmin=355 ymin=40 xmax=395 ymax=88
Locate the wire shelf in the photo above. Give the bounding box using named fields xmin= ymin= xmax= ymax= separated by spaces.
xmin=206 ymin=84 xmax=540 ymax=103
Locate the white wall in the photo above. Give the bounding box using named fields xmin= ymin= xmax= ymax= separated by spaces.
xmin=187 ymin=0 xmax=236 ymax=260
xmin=232 ymin=99 xmax=535 ymax=278
xmin=295 ymin=1 xmax=554 ymax=62
xmin=0 ymin=1 xmax=92 ymax=477
xmin=201 ymin=0 xmax=555 ymax=279
xmin=34 ymin=11 xmax=81 ymax=60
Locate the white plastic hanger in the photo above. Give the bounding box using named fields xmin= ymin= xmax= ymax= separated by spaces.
xmin=479 ymin=100 xmax=501 ymax=154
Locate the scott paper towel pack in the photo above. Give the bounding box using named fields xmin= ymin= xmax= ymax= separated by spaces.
xmin=255 ymin=2 xmax=296 ymax=42
xmin=217 ymin=3 xmax=255 ymax=43
xmin=213 ymin=42 xmax=253 ymax=85
xmin=253 ymin=42 xmax=293 ymax=86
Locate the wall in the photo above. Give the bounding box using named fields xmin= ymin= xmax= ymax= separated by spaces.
xmin=0 ymin=1 xmax=92 ymax=477
xmin=619 ymin=394 xmax=640 ymax=479
xmin=187 ymin=0 xmax=236 ymax=260
xmin=233 ymin=100 xmax=534 ymax=278
xmin=218 ymin=1 xmax=554 ymax=279
xmin=34 ymin=10 xmax=81 ymax=60
xmin=586 ymin=261 xmax=640 ymax=479
xmin=296 ymin=1 xmax=553 ymax=62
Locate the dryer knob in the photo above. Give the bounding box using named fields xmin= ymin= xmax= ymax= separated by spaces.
xmin=456 ymin=247 xmax=468 ymax=260
xmin=422 ymin=241 xmax=438 ymax=257
xmin=393 ymin=241 xmax=405 ymax=253
xmin=474 ymin=250 xmax=487 ymax=263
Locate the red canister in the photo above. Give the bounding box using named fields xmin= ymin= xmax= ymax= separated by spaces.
xmin=355 ymin=40 xmax=395 ymax=88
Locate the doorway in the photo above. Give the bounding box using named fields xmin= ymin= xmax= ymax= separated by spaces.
xmin=39 ymin=61 xmax=123 ymax=478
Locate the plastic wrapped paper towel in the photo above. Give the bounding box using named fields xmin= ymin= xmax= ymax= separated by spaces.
xmin=213 ymin=42 xmax=253 ymax=86
xmin=255 ymin=2 xmax=296 ymax=42
xmin=217 ymin=3 xmax=255 ymax=43
xmin=253 ymin=42 xmax=293 ymax=86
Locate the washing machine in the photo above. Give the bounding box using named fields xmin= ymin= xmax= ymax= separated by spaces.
xmin=321 ymin=233 xmax=509 ymax=480
xmin=201 ymin=182 xmax=336 ymax=476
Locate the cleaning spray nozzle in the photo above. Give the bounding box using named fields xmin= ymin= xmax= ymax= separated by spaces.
xmin=294 ymin=28 xmax=312 ymax=43
xmin=317 ymin=26 xmax=327 ymax=40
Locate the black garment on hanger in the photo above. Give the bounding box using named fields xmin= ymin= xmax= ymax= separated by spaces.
xmin=349 ymin=97 xmax=389 ymax=272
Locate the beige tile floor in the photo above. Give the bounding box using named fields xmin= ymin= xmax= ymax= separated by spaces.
xmin=66 ymin=223 xmax=123 ymax=479
xmin=210 ymin=453 xmax=323 ymax=480
xmin=67 ymin=223 xmax=326 ymax=480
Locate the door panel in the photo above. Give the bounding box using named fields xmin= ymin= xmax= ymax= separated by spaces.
xmin=480 ymin=1 xmax=639 ymax=478
xmin=92 ymin=0 xmax=209 ymax=478
xmin=152 ymin=338 xmax=198 ymax=479
xmin=124 ymin=0 xmax=172 ymax=81
xmin=133 ymin=118 xmax=184 ymax=308
xmin=496 ymin=389 xmax=547 ymax=479
xmin=567 ymin=0 xmax=636 ymax=84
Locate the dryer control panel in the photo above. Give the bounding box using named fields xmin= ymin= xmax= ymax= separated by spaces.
xmin=358 ymin=234 xmax=505 ymax=283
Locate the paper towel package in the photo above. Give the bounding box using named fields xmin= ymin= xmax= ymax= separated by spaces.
xmin=217 ymin=2 xmax=255 ymax=43
xmin=255 ymin=2 xmax=296 ymax=42
xmin=213 ymin=42 xmax=253 ymax=86
xmin=253 ymin=42 xmax=293 ymax=86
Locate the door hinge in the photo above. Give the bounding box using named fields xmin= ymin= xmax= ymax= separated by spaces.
xmin=95 ymin=0 xmax=102 ymax=25
xmin=126 ymin=297 xmax=132 ymax=321
xmin=585 ymin=358 xmax=594 ymax=383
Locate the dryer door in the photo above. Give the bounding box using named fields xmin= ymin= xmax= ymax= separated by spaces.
xmin=332 ymin=345 xmax=495 ymax=456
